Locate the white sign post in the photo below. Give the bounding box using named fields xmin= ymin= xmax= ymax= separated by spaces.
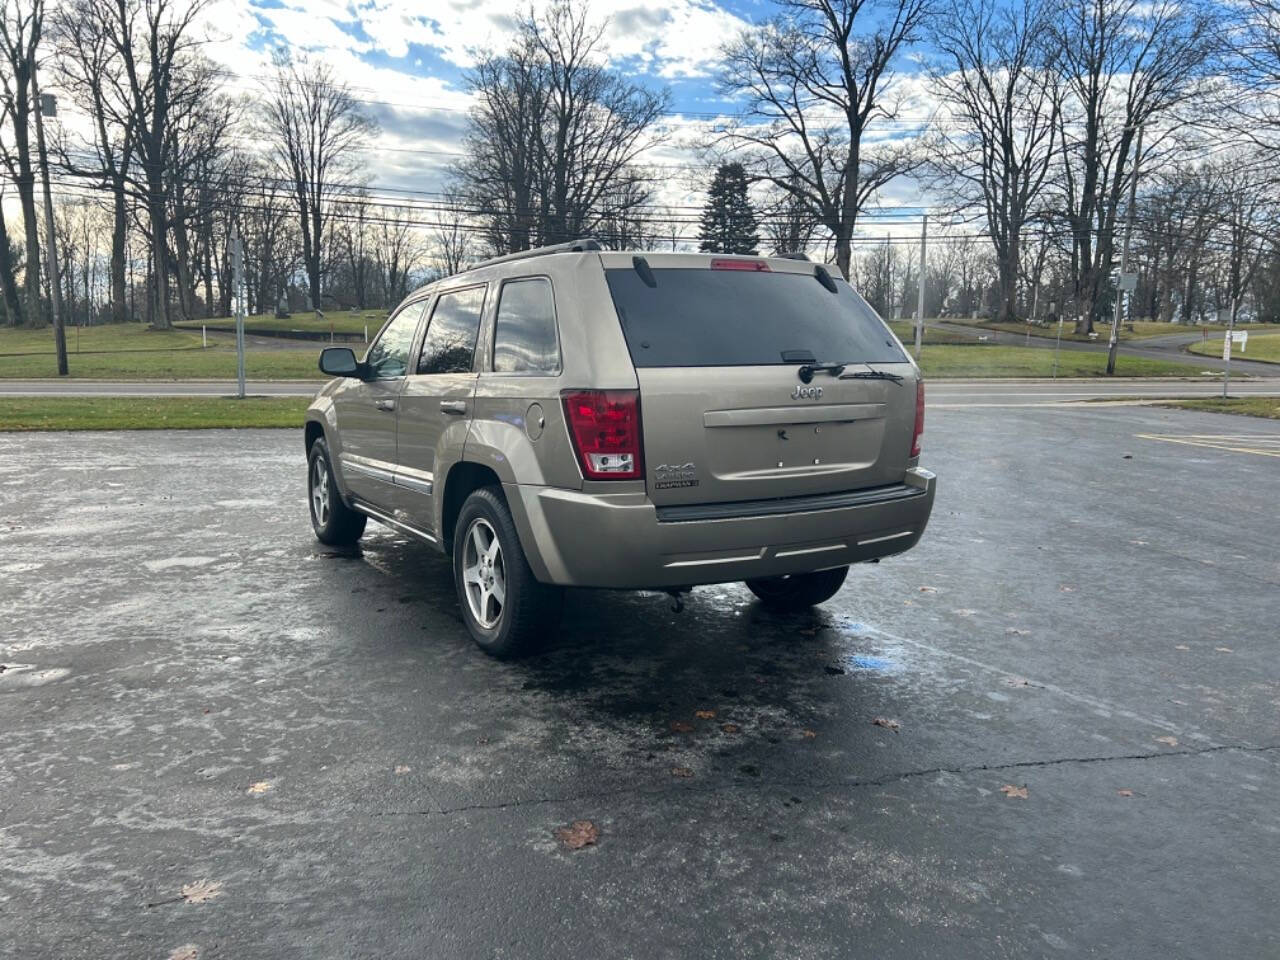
xmin=231 ymin=226 xmax=246 ymax=400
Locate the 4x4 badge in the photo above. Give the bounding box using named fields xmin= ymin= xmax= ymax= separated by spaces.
xmin=791 ymin=385 xmax=823 ymax=400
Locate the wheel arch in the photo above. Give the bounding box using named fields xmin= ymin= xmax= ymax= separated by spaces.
xmin=439 ymin=461 xmax=505 ymax=552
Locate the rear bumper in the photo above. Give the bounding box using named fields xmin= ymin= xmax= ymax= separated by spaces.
xmin=506 ymin=468 xmax=936 ymax=589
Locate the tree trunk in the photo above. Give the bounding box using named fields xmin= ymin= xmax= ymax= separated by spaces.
xmin=149 ymin=191 xmax=171 ymax=329
xmin=110 ymin=189 xmax=128 ymax=324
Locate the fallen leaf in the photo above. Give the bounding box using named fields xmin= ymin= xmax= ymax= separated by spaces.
xmin=1214 ymin=647 xmax=1233 ymax=654
xmin=1174 ymin=644 xmax=1189 ymax=651
xmin=554 ymin=820 xmax=599 ymax=850
xmin=670 ymin=766 xmax=694 ymax=778
xmin=999 ymin=784 xmax=1028 ymax=799
xmin=721 ymin=723 xmax=740 ymax=734
xmin=246 ymin=781 xmax=271 ymax=795
xmin=394 ymin=765 xmax=410 ymax=775
xmin=1116 ymin=789 xmax=1134 ymax=798
xmin=801 ymin=728 xmax=817 ymax=738
xmin=694 ymin=709 xmax=716 ymax=720
xmin=180 ymin=879 xmax=222 ymax=904
xmin=1154 ymin=736 xmax=1179 ymax=747
xmin=1059 ymin=585 xmax=1075 ymax=593
xmin=918 ymin=586 xmax=937 ymax=593
xmin=871 ymin=717 xmax=900 ymax=732
xmin=169 ymin=946 xmax=199 ymax=960
xmin=669 ymin=721 xmax=694 ymax=734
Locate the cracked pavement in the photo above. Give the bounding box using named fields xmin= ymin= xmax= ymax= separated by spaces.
xmin=2 ymin=402 xmax=1278 ymax=959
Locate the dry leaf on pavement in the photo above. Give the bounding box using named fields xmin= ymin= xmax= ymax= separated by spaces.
xmin=246 ymin=781 xmax=271 ymax=795
xmin=871 ymin=717 xmax=900 ymax=732
xmin=168 ymin=946 xmax=198 ymax=960
xmin=554 ymin=820 xmax=599 ymax=850
xmin=1116 ymin=789 xmax=1134 ymax=797
xmin=801 ymin=728 xmax=817 ymax=738
xmin=1154 ymin=736 xmax=1179 ymax=747
xmin=180 ymin=880 xmax=222 ymax=904
xmin=999 ymin=784 xmax=1029 ymax=799
xmin=721 ymin=723 xmax=740 ymax=734
xmin=394 ymin=765 xmax=410 ymax=775
xmin=694 ymin=709 xmax=716 ymax=719
xmin=669 ymin=721 xmax=694 ymax=733
xmin=670 ymin=766 xmax=694 ymax=778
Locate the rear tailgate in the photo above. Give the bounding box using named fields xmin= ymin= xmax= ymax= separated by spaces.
xmin=603 ymin=255 xmax=918 ymax=507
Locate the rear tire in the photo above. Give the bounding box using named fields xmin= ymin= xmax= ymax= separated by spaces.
xmin=308 ymin=437 xmax=366 ymax=546
xmin=453 ymin=486 xmax=562 ymax=658
xmin=745 ymin=566 xmax=848 ymax=610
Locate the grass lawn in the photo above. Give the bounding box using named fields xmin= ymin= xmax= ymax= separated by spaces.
xmin=1152 ymin=396 xmax=1280 ymax=420
xmin=0 ymin=396 xmax=310 ymax=430
xmin=885 ymin=321 xmax=977 ymax=345
xmin=947 ymin=317 xmax=1279 ymax=344
xmin=0 ymin=323 xmax=323 ymax=379
xmin=175 ymin=310 xmax=387 ymax=337
xmin=917 ymin=344 xmax=1214 ymax=378
xmin=1188 ymin=332 xmax=1280 ymax=364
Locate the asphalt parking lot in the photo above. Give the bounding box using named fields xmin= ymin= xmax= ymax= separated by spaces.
xmin=2 ymin=403 xmax=1278 ymax=959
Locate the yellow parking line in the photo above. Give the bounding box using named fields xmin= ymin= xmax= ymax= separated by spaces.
xmin=1135 ymin=433 xmax=1280 ymax=458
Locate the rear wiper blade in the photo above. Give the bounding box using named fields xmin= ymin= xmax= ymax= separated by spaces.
xmin=797 ymin=361 xmax=846 ymax=383
xmin=839 ymin=366 xmax=904 ymax=384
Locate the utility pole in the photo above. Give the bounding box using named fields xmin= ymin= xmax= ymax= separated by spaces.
xmin=231 ymin=226 xmax=246 ymax=399
xmin=1106 ymin=125 xmax=1144 ymax=376
xmin=33 ymin=68 xmax=67 ymax=377
xmin=914 ymin=214 xmax=926 ymax=360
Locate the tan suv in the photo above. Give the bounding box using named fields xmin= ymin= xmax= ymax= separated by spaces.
xmin=304 ymin=241 xmax=935 ymax=657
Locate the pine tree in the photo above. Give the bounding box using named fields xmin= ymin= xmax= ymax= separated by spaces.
xmin=697 ymin=163 xmax=759 ymax=255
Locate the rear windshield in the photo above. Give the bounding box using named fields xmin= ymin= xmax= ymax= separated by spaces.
xmin=605 ymin=267 xmax=908 ymax=368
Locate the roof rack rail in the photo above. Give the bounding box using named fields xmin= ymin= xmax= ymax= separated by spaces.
xmin=467 ymin=239 xmax=605 ymax=272
xmin=773 ymin=251 xmax=811 ymax=261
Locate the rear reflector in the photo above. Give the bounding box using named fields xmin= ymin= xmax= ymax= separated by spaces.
xmin=911 ymin=379 xmax=925 ymax=458
xmin=561 ymin=389 xmax=643 ymax=480
xmin=710 ymin=258 xmax=770 ymax=272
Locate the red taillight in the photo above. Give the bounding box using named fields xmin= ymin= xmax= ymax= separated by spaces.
xmin=911 ymin=379 xmax=925 ymax=458
xmin=561 ymin=389 xmax=643 ymax=480
xmin=710 ymin=258 xmax=770 ymax=272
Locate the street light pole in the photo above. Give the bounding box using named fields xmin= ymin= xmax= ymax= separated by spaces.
xmin=33 ymin=64 xmax=67 ymax=377
xmin=1106 ymin=124 xmax=1143 ymax=376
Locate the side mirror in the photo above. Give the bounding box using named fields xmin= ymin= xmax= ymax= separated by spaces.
xmin=319 ymin=347 xmax=362 ymax=378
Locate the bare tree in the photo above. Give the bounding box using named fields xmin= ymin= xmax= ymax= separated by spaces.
xmin=430 ymin=194 xmax=473 ymax=277
xmin=0 ymin=0 xmax=44 ymax=325
xmin=455 ymin=0 xmax=667 ymax=253
xmin=52 ymin=0 xmax=134 ymax=323
xmin=717 ymin=0 xmax=932 ymax=279
xmin=83 ymin=0 xmax=216 ymax=329
xmin=372 ymin=204 xmax=423 ymax=307
xmin=1049 ymin=0 xmax=1218 ymax=333
xmin=930 ymin=0 xmax=1060 ymax=322
xmin=261 ymin=52 xmax=377 ymax=311
xmin=762 ymin=176 xmax=820 ymax=256
xmin=1212 ymin=155 xmax=1279 ymax=325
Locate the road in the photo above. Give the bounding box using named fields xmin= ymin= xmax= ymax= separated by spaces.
xmin=2 ymin=404 xmax=1277 ymax=958
xmin=3 ymin=375 xmax=1279 ymax=401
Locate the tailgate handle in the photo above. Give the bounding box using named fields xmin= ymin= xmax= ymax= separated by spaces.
xmin=440 ymin=400 xmax=468 ymax=415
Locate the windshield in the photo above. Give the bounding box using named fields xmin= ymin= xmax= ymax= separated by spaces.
xmin=606 ymin=267 xmax=908 ymax=368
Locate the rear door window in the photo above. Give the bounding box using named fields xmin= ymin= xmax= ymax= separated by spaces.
xmin=605 ymin=267 xmax=907 ymax=368
xmin=418 ymin=285 xmax=485 ymax=374
xmin=492 ymin=278 xmax=560 ymax=374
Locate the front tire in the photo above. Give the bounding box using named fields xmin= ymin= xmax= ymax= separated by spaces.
xmin=308 ymin=437 xmax=366 ymax=546
xmin=745 ymin=566 xmax=849 ymax=610
xmin=453 ymin=486 xmax=562 ymax=658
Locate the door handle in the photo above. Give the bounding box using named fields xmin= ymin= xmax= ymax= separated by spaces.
xmin=374 ymin=399 xmax=396 ymax=412
xmin=439 ymin=400 xmax=468 ymax=415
